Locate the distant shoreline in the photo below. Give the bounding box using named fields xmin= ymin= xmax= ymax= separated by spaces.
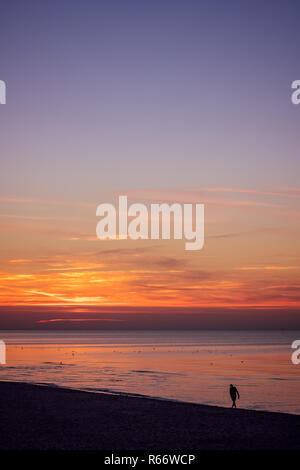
xmin=0 ymin=377 xmax=191 ymax=404
xmin=1 ymin=381 xmax=300 ymax=450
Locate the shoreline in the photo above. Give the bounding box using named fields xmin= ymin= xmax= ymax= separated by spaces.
xmin=1 ymin=380 xmax=300 ymax=450
xmin=1 ymin=378 xmax=298 ymax=417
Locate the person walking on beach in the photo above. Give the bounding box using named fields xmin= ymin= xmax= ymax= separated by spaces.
xmin=229 ymin=384 xmax=240 ymax=408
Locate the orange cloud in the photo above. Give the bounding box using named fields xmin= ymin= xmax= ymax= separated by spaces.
xmin=0 ymin=186 xmax=299 ymax=317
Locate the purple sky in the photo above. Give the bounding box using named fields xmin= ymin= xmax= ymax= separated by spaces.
xmin=1 ymin=0 xmax=300 ymax=202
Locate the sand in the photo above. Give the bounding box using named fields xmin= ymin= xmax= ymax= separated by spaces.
xmin=0 ymin=381 xmax=299 ymax=450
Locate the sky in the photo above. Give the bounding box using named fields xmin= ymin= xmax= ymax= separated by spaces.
xmin=0 ymin=0 xmax=300 ymax=329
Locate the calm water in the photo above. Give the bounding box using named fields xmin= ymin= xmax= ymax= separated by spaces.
xmin=0 ymin=330 xmax=299 ymax=414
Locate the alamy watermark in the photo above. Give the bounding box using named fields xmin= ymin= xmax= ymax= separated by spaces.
xmin=291 ymin=80 xmax=300 ymax=105
xmin=291 ymin=340 xmax=300 ymax=365
xmin=0 ymin=80 xmax=6 ymax=104
xmin=96 ymin=195 xmax=204 ymax=250
xmin=0 ymin=340 xmax=6 ymax=364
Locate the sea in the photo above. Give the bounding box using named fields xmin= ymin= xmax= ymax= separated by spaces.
xmin=0 ymin=330 xmax=299 ymax=414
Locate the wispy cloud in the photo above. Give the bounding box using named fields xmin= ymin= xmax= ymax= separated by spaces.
xmin=0 ymin=196 xmax=94 ymax=208
xmin=238 ymin=266 xmax=298 ymax=271
xmin=37 ymin=318 xmax=124 ymax=323
xmin=124 ymin=187 xmax=290 ymax=210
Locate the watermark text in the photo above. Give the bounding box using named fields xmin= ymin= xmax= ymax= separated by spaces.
xmin=96 ymin=196 xmax=204 ymax=251
xmin=0 ymin=80 xmax=6 ymax=104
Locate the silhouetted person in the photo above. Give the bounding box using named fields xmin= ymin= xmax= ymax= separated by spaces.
xmin=230 ymin=384 xmax=240 ymax=408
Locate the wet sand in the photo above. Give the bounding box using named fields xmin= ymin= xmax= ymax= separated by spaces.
xmin=0 ymin=381 xmax=300 ymax=450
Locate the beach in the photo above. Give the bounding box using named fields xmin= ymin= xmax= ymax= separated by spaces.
xmin=0 ymin=381 xmax=300 ymax=450
xmin=1 ymin=330 xmax=299 ymax=415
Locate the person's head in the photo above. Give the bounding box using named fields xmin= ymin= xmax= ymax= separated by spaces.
xmin=230 ymin=384 xmax=233 ymax=388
